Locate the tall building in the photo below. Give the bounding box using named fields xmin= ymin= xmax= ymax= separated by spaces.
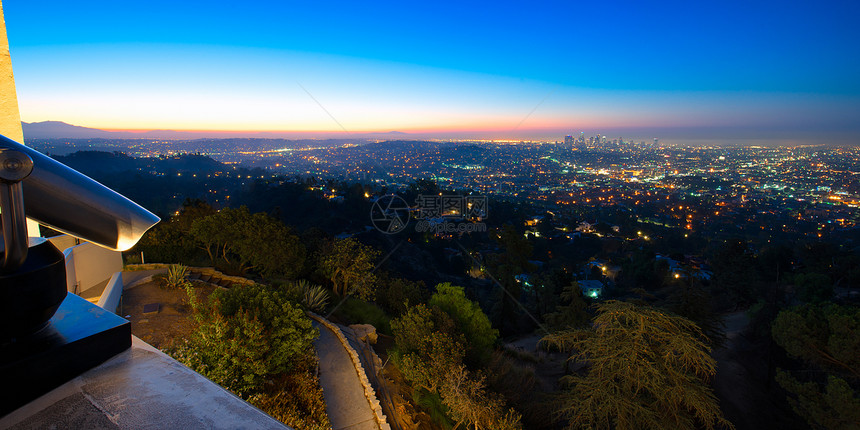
xmin=564 ymin=135 xmax=574 ymax=145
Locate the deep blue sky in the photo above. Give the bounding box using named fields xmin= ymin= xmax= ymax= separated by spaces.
xmin=4 ymin=0 xmax=860 ymax=142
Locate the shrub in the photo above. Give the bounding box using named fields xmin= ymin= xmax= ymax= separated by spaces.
xmin=334 ymin=298 xmax=391 ymax=335
xmin=172 ymin=283 xmax=318 ymax=396
xmin=248 ymin=351 xmax=331 ymax=430
xmin=391 ymin=304 xmax=464 ymax=393
xmin=286 ymin=280 xmax=330 ymax=313
xmin=429 ymin=283 xmax=498 ymax=365
xmin=440 ymin=366 xmax=522 ymax=430
xmin=166 ymin=264 xmax=190 ymax=288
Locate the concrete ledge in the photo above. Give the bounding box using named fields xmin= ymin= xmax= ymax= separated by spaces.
xmin=308 ymin=312 xmax=390 ymax=430
xmin=1 ymin=336 xmax=290 ymax=429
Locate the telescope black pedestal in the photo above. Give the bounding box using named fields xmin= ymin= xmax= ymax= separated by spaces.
xmin=0 ymin=293 xmax=131 ymax=417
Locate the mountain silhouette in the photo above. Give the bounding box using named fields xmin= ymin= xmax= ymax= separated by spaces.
xmin=22 ymin=121 xmax=413 ymax=140
xmin=22 ymin=121 xmax=113 ymax=139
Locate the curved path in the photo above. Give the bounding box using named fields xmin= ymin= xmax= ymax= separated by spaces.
xmin=312 ymin=321 xmax=381 ymax=430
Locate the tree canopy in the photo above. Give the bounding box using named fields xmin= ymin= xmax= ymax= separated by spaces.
xmin=542 ymin=300 xmax=732 ymax=430
xmin=772 ymin=304 xmax=860 ymax=429
xmin=391 ymin=303 xmax=465 ymax=393
xmin=188 ymin=206 xmax=306 ymax=278
xmin=543 ymin=281 xmax=590 ymax=331
xmin=319 ymin=237 xmax=380 ymax=300
xmin=429 ymin=283 xmax=498 ymax=365
xmin=391 ymin=303 xmax=522 ymax=429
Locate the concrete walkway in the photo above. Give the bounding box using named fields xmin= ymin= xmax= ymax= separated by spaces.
xmin=313 ymin=321 xmax=380 ymax=430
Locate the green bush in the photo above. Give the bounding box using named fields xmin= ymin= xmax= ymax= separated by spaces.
xmin=172 ymin=283 xmax=318 ymax=396
xmin=334 ymin=298 xmax=391 ymax=335
xmin=429 ymin=283 xmax=498 ymax=365
xmin=123 ymin=253 xmax=142 ymax=265
xmin=248 ymin=351 xmax=331 ymax=430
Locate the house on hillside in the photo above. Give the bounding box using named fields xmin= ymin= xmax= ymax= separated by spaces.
xmin=579 ymin=280 xmax=605 ymax=298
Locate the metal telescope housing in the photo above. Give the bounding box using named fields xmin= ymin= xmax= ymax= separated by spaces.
xmin=0 ymin=134 xmax=160 ymax=251
xmin=0 ymin=133 xmax=160 ymax=339
xmin=0 ymin=147 xmax=35 ymax=271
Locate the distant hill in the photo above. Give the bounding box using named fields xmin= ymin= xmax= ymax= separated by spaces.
xmin=22 ymin=120 xmax=412 ymax=140
xmin=22 ymin=121 xmax=219 ymax=140
xmin=23 ymin=121 xmax=113 ymax=139
xmin=53 ymin=151 xmax=225 ymax=177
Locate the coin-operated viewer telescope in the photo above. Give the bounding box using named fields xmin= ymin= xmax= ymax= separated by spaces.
xmin=0 ymin=133 xmax=160 ymax=414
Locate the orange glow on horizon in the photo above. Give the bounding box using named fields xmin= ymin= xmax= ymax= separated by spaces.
xmin=98 ymin=121 xmax=636 ymax=137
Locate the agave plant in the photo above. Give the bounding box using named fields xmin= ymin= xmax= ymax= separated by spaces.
xmin=291 ymin=279 xmax=330 ymax=313
xmin=166 ymin=264 xmax=190 ymax=289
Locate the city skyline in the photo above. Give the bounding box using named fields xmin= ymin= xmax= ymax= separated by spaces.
xmin=4 ymin=1 xmax=860 ymax=144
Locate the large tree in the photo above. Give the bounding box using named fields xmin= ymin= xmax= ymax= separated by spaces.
xmin=441 ymin=366 xmax=522 ymax=430
xmin=543 ymin=281 xmax=590 ymax=331
xmin=711 ymin=238 xmax=761 ymax=308
xmin=772 ymin=303 xmax=860 ymax=429
xmin=487 ymin=224 xmax=536 ymax=335
xmin=135 ymin=198 xmax=216 ymax=264
xmin=429 ymin=283 xmax=498 ymax=365
xmin=542 ymin=301 xmax=732 ymax=430
xmin=375 ymin=272 xmax=425 ymax=316
xmin=319 ymin=237 xmax=380 ymax=300
xmin=665 ymin=274 xmax=726 ymax=348
xmin=189 ymin=206 xmax=247 ymax=263
xmin=189 ymin=206 xmax=305 ymax=278
xmin=234 ymin=211 xmax=306 ymax=278
xmin=391 ymin=303 xmax=465 ymax=393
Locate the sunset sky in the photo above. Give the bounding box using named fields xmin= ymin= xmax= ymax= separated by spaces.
xmin=4 ymin=1 xmax=859 ymax=143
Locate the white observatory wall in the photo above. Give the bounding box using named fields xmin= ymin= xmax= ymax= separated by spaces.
xmin=68 ymin=242 xmax=123 ymax=293
xmin=49 ymin=235 xmax=122 ymax=294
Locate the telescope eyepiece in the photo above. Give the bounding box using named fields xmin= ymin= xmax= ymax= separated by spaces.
xmin=0 ymin=149 xmax=34 ymax=183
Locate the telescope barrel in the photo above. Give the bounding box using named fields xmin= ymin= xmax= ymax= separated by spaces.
xmin=0 ymin=134 xmax=160 ymax=251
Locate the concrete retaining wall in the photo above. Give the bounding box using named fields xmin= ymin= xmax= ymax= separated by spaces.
xmin=187 ymin=266 xmax=256 ymax=287
xmin=124 ymin=265 xmax=257 ymax=287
